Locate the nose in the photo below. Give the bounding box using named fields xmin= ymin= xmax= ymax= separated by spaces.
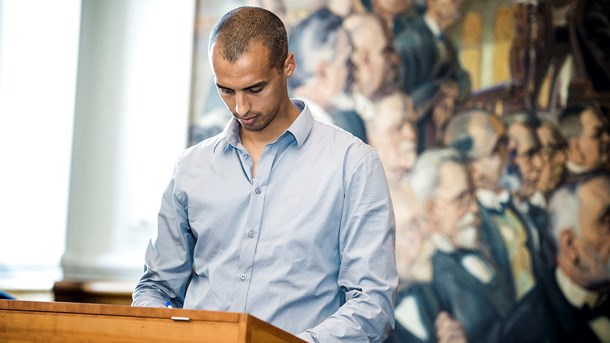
xmin=234 ymin=92 xmax=250 ymax=117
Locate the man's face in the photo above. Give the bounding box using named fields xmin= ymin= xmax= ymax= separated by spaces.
xmin=431 ymin=161 xmax=480 ymax=249
xmin=350 ymin=18 xmax=395 ymax=99
xmin=509 ymin=122 xmax=543 ymax=198
xmin=469 ymin=116 xmax=509 ymax=192
xmin=537 ymin=124 xmax=566 ymax=193
xmin=575 ymin=177 xmax=610 ymax=290
xmin=576 ymin=109 xmax=610 ymax=169
xmin=370 ymin=97 xmax=417 ymax=182
xmin=211 ymin=41 xmax=292 ymax=133
xmin=430 ymin=0 xmax=464 ymax=28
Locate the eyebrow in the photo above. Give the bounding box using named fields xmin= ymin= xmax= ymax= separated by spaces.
xmin=522 ymin=145 xmax=542 ymax=157
xmin=216 ymin=81 xmax=267 ymax=92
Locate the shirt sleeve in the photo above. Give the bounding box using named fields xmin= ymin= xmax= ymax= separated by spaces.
xmin=296 ymin=148 xmax=398 ymax=343
xmin=132 ymin=159 xmax=195 ymax=308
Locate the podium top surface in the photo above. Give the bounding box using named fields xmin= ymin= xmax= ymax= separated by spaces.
xmin=0 ymin=300 xmax=305 ymax=343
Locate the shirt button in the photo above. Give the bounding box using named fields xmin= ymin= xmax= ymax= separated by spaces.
xmin=242 ymin=153 xmax=248 ymax=158
xmin=248 ymin=230 xmax=255 ymax=238
xmin=255 ymin=187 xmax=261 ymax=194
xmin=240 ymin=274 xmax=247 ymax=281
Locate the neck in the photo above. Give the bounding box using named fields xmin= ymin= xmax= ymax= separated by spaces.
xmin=241 ymin=98 xmax=299 ymax=148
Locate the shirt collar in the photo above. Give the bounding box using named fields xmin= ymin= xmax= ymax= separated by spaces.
xmin=556 ymin=268 xmax=601 ymax=309
xmin=288 ymin=99 xmax=313 ymax=149
xmin=213 ymin=98 xmax=313 ymax=152
xmin=476 ymin=189 xmax=511 ymax=211
xmin=423 ymin=14 xmax=443 ymax=38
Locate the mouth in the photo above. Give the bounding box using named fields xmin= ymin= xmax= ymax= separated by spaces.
xmin=236 ymin=115 xmax=256 ymax=126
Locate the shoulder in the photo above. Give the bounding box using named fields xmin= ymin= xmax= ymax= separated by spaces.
xmin=183 ymin=133 xmax=224 ymax=157
xmin=310 ymin=119 xmax=385 ymax=186
xmin=309 ymin=117 xmax=374 ymax=157
xmin=175 ymin=132 xmax=229 ymax=173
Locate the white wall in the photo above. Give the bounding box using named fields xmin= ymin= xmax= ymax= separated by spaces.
xmin=0 ymin=0 xmax=195 ymax=290
xmin=62 ymin=0 xmax=195 ymax=283
xmin=0 ymin=0 xmax=81 ymax=290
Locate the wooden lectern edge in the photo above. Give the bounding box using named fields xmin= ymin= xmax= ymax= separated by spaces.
xmin=0 ymin=299 xmax=241 ymax=322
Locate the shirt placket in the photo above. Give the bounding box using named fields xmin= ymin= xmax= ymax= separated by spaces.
xmin=231 ymin=143 xmax=278 ymax=312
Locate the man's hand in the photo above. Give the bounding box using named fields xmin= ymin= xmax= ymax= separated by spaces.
xmin=435 ymin=311 xmax=468 ymax=343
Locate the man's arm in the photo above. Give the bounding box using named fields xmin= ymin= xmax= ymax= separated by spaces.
xmin=132 ymin=165 xmax=195 ymax=308
xmin=297 ymin=149 xmax=398 ymax=342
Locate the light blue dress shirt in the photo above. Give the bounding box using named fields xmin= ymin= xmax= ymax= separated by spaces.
xmin=132 ymin=99 xmax=397 ymax=342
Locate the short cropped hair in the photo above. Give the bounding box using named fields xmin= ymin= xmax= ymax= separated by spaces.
xmin=209 ymin=6 xmax=288 ymax=70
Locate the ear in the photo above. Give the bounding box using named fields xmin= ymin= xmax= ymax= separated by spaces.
xmin=284 ymin=52 xmax=296 ymax=79
xmin=559 ymin=228 xmax=578 ymax=263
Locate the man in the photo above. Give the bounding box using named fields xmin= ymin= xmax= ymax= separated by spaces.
xmin=505 ymin=113 xmax=558 ymax=278
xmin=388 ymin=148 xmax=513 ymax=343
xmin=558 ymin=103 xmax=610 ymax=176
xmin=393 ymin=0 xmax=471 ymax=152
xmin=344 ymin=12 xmax=401 ymax=121
xmin=445 ymin=109 xmax=554 ymax=302
xmin=501 ymin=171 xmax=610 ymax=343
xmin=288 ymin=7 xmax=368 ymax=142
xmin=132 ymin=7 xmax=397 ymax=342
xmin=535 ymin=115 xmax=568 ymax=206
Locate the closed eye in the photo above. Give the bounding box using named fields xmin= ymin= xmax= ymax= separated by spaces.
xmin=245 ymin=82 xmax=267 ymax=94
xmin=219 ymin=87 xmax=234 ymax=95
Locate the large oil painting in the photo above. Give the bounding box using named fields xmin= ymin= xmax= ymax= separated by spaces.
xmin=188 ymin=0 xmax=610 ymax=341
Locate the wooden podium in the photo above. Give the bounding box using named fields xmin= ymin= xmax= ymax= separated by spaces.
xmin=0 ymin=300 xmax=304 ymax=342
